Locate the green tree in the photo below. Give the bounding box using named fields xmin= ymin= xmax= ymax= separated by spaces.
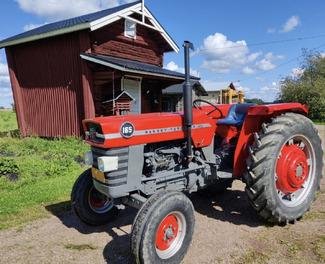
xmin=277 ymin=49 xmax=325 ymax=121
xmin=245 ymin=98 xmax=265 ymax=105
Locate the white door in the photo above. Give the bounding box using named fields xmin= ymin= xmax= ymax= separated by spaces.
xmin=123 ymin=78 xmax=141 ymax=114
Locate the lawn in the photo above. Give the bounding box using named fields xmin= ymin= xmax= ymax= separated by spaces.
xmin=0 ymin=109 xmax=18 ymax=132
xmin=0 ymin=110 xmax=90 ymax=229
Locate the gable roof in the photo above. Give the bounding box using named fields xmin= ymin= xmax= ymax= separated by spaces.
xmin=0 ymin=1 xmax=178 ymax=52
xmin=80 ymin=53 xmax=200 ymax=81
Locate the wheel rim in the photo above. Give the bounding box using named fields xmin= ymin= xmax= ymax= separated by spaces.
xmin=155 ymin=211 xmax=186 ymax=259
xmin=275 ymin=135 xmax=315 ymax=207
xmin=88 ymin=187 xmax=113 ymax=213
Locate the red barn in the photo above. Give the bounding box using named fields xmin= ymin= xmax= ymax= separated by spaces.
xmin=0 ymin=1 xmax=198 ymax=137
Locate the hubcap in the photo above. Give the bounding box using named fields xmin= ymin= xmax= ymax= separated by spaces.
xmin=155 ymin=212 xmax=186 ymax=259
xmin=88 ymin=187 xmax=112 ymax=213
xmin=275 ymin=135 xmax=315 ymax=207
xmin=156 ymin=215 xmax=179 ymax=251
xmin=276 ymin=144 xmax=308 ymax=195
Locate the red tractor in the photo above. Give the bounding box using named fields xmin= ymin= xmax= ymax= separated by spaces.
xmin=71 ymin=41 xmax=323 ymax=264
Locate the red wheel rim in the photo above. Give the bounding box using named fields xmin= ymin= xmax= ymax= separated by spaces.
xmin=89 ymin=187 xmax=107 ymax=208
xmin=276 ymin=143 xmax=309 ymax=195
xmin=155 ymin=214 xmax=179 ymax=251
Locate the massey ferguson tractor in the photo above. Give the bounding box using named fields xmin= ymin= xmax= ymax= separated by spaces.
xmin=71 ymin=41 xmax=323 ymax=264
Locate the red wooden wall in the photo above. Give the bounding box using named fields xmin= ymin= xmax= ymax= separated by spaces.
xmin=6 ymin=31 xmax=92 ymax=137
xmin=90 ymin=20 xmax=165 ymax=67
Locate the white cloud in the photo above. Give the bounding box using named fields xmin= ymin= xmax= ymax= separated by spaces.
xmin=24 ymin=23 xmax=48 ymax=31
xmin=239 ymin=81 xmax=280 ymax=102
xmin=200 ymin=80 xmax=231 ymax=92
xmin=0 ymin=56 xmax=10 ymax=84
xmin=255 ymin=52 xmax=284 ymax=71
xmin=0 ymin=76 xmax=10 ymax=83
xmin=267 ymin=28 xmax=276 ymax=34
xmin=14 ymin=0 xmax=137 ymax=22
xmin=279 ymin=16 xmax=301 ymax=33
xmin=289 ymin=67 xmax=304 ymax=78
xmin=195 ymin=33 xmax=262 ymax=74
xmin=255 ymin=59 xmax=276 ymax=71
xmin=0 ymin=62 xmax=9 ymax=76
xmin=0 ymin=87 xmax=13 ymax=98
xmin=164 ymin=61 xmax=200 ymax=78
xmin=256 ymin=76 xmax=266 ymax=82
xmin=241 ymin=66 xmax=255 ymax=75
xmin=264 ymin=52 xmax=285 ymax=61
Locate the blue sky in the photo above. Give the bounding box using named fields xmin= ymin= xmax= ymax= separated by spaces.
xmin=1 ymin=0 xmax=325 ymax=108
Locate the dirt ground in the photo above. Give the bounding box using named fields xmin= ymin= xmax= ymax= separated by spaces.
xmin=0 ymin=125 xmax=324 ymax=264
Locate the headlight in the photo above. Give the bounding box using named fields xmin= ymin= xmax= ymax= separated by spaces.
xmin=98 ymin=156 xmax=118 ymax=172
xmin=84 ymin=151 xmax=93 ymax=166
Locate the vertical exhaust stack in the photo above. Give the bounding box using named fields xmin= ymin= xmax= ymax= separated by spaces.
xmin=183 ymin=41 xmax=194 ymax=160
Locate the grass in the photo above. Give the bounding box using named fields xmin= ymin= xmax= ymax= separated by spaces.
xmin=64 ymin=243 xmax=99 ymax=251
xmin=238 ymin=248 xmax=270 ymax=264
xmin=0 ymin=110 xmax=90 ymax=229
xmin=313 ymin=235 xmax=325 ymax=263
xmin=0 ymin=110 xmax=18 ymax=132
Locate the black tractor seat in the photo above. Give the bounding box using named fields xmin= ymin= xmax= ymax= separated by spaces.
xmin=216 ymin=103 xmax=257 ymax=127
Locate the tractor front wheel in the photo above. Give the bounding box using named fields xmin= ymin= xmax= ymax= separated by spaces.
xmin=71 ymin=168 xmax=118 ymax=226
xmin=130 ymin=191 xmax=195 ymax=264
xmin=244 ymin=113 xmax=323 ymax=224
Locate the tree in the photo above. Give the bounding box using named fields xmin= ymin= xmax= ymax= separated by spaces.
xmin=277 ymin=49 xmax=325 ymax=121
xmin=245 ymin=98 xmax=265 ymax=105
xmin=11 ymin=103 xmax=15 ymax=113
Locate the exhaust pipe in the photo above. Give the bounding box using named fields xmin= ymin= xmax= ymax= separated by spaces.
xmin=183 ymin=41 xmax=194 ymax=160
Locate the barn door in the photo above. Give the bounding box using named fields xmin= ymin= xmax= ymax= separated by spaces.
xmin=122 ymin=78 xmax=141 ymax=114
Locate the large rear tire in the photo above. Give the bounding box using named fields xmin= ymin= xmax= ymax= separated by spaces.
xmin=244 ymin=113 xmax=323 ymax=224
xmin=71 ymin=168 xmax=118 ymax=226
xmin=130 ymin=191 xmax=195 ymax=264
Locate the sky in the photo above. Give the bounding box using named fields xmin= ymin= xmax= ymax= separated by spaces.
xmin=1 ymin=0 xmax=325 ymax=108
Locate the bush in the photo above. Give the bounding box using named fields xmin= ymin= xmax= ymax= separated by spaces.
xmin=0 ymin=157 xmax=19 ymax=176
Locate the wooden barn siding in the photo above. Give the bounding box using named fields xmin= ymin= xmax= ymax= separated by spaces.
xmin=6 ymin=31 xmax=91 ymax=137
xmin=91 ymin=20 xmax=164 ymax=67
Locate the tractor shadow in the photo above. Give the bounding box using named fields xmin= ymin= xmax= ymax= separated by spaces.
xmin=47 ymin=204 xmax=137 ymax=264
xmin=190 ymin=181 xmax=265 ymax=227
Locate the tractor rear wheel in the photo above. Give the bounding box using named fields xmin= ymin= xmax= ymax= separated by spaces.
xmin=71 ymin=168 xmax=119 ymax=226
xmin=244 ymin=113 xmax=323 ymax=224
xmin=130 ymin=191 xmax=195 ymax=264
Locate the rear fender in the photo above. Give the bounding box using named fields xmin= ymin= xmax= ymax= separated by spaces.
xmin=233 ymin=103 xmax=308 ymax=177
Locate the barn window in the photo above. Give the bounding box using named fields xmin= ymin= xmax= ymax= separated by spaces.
xmin=125 ymin=20 xmax=136 ymax=39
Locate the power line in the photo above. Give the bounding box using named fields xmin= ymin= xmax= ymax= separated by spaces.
xmin=195 ymin=34 xmax=325 ymax=52
xmin=239 ymin=42 xmax=325 ymax=82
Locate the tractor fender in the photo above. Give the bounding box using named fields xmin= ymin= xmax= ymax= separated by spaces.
xmin=233 ymin=103 xmax=309 ymax=177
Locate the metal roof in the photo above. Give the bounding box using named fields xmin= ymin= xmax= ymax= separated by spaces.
xmin=0 ymin=1 xmax=178 ymax=52
xmin=80 ymin=53 xmax=200 ymax=81
xmin=163 ymin=81 xmax=208 ymax=95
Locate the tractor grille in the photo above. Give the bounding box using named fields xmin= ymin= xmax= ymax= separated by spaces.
xmin=91 ymin=146 xmax=129 ymax=187
xmin=85 ymin=122 xmax=105 ymax=144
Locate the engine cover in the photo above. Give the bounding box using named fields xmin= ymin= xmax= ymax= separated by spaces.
xmin=83 ymin=109 xmax=216 ymax=149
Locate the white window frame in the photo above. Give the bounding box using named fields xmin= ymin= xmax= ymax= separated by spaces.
xmin=124 ymin=19 xmax=136 ymax=39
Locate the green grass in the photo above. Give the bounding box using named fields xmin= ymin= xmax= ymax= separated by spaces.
xmin=0 ymin=110 xmax=18 ymax=132
xmin=0 ymin=113 xmax=90 ymax=229
xmin=64 ymin=243 xmax=99 ymax=251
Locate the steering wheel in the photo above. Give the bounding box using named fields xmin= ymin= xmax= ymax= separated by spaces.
xmin=193 ymin=99 xmax=224 ymax=119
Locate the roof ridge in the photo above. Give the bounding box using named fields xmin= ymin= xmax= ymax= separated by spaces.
xmin=0 ymin=1 xmax=141 ymax=47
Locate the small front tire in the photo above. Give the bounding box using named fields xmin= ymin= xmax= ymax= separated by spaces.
xmin=130 ymin=191 xmax=195 ymax=264
xmin=71 ymin=168 xmax=118 ymax=226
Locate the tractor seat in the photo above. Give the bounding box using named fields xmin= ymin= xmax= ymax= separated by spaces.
xmin=216 ymin=103 xmax=256 ymax=127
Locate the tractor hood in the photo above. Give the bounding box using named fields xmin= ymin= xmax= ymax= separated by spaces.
xmin=83 ymin=109 xmax=216 ymax=149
